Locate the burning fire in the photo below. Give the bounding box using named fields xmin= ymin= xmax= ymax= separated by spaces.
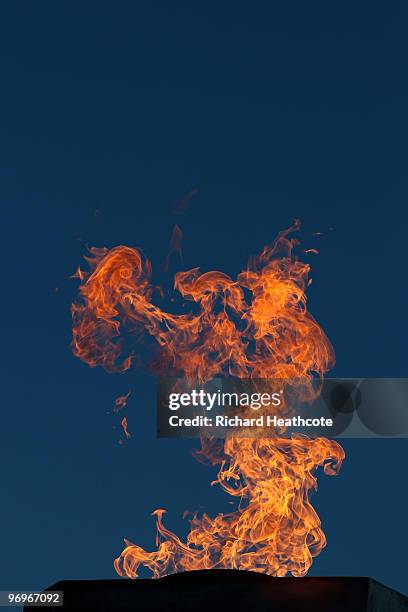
xmin=114 ymin=391 xmax=131 ymax=413
xmin=121 ymin=416 xmax=131 ymax=439
xmin=71 ymin=220 xmax=344 ymax=578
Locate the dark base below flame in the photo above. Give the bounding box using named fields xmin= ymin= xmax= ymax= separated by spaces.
xmin=35 ymin=570 xmax=408 ymax=611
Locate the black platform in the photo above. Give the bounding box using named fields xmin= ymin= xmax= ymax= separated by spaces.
xmin=34 ymin=570 xmax=408 ymax=611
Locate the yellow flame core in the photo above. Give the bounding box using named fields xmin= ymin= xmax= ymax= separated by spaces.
xmin=71 ymin=221 xmax=345 ymax=578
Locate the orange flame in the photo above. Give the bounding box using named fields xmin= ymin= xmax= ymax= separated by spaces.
xmin=121 ymin=416 xmax=131 ymax=439
xmin=304 ymin=248 xmax=319 ymax=255
xmin=114 ymin=390 xmax=131 ymax=413
xmin=70 ymin=265 xmax=85 ymax=281
xmin=71 ymin=220 xmax=344 ymax=578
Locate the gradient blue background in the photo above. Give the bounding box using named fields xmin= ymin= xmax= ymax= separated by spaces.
xmin=1 ymin=0 xmax=407 ymax=596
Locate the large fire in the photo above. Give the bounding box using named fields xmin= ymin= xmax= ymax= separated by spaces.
xmin=71 ymin=220 xmax=344 ymax=579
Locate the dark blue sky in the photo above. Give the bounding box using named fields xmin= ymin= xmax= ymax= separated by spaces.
xmin=1 ymin=0 xmax=407 ymax=596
